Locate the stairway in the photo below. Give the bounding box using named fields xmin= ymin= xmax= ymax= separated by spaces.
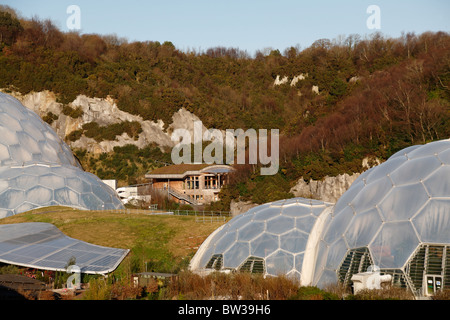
xmin=167 ymin=187 xmax=199 ymax=206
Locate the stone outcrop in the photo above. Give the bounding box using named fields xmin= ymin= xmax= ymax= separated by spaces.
xmin=4 ymin=90 xmax=205 ymax=154
xmin=230 ymin=172 xmax=362 ymax=215
xmin=289 ymin=172 xmax=361 ymax=203
xmin=289 ymin=157 xmax=381 ymax=203
xmin=230 ymin=199 xmax=259 ymax=217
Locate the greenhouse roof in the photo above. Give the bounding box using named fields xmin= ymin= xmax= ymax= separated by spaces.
xmin=0 ymin=222 xmax=129 ymax=274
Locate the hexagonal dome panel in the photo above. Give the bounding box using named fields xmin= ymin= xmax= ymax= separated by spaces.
xmin=313 ymin=139 xmax=450 ymax=289
xmin=0 ymin=92 xmax=124 ymax=218
xmin=0 ymin=93 xmax=79 ymax=168
xmin=190 ymin=197 xmax=333 ymax=281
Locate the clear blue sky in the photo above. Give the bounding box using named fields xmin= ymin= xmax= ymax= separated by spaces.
xmin=2 ymin=0 xmax=449 ymax=54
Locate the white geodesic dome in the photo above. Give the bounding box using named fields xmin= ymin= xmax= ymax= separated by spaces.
xmin=0 ymin=92 xmax=123 ymax=218
xmin=190 ymin=139 xmax=450 ymax=297
xmin=312 ymin=139 xmax=450 ymax=294
xmin=0 ymin=93 xmax=80 ymax=168
xmin=189 ymin=197 xmax=333 ymax=282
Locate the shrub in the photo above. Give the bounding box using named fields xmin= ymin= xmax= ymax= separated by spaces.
xmin=110 ymin=278 xmax=144 ymax=300
xmin=82 ymin=278 xmax=111 ymax=300
xmin=66 ymin=129 xmax=83 ymax=142
xmin=289 ymin=286 xmax=339 ymax=300
xmin=179 ymin=204 xmax=194 ymax=211
xmin=0 ymin=264 xmax=20 ymax=274
xmin=82 ymin=121 xmax=142 ymax=142
xmin=165 ymin=271 xmax=300 ymax=300
xmin=432 ymin=289 xmax=450 ymax=300
xmin=345 ymin=287 xmax=415 ymax=300
xmin=62 ymin=105 xmax=84 ymax=118
xmin=42 ymin=111 xmax=58 ymax=124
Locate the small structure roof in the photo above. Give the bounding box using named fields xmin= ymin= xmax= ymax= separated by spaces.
xmin=0 ymin=274 xmax=47 ymax=291
xmin=146 ymin=164 xmax=233 ymax=179
xmin=0 ymin=222 xmax=129 ymax=274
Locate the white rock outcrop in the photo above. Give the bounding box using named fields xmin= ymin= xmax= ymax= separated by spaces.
xmin=4 ymin=90 xmax=206 ymax=154
xmin=311 ymin=85 xmax=319 ymax=94
xmin=289 ymin=157 xmax=381 ymax=203
xmin=290 ymin=73 xmax=308 ymax=86
xmin=273 ymin=75 xmax=289 ymax=86
xmin=230 ymin=199 xmax=259 ymax=217
xmin=290 ymin=172 xmax=360 ymax=203
xmin=274 ymin=74 xmax=309 ymax=87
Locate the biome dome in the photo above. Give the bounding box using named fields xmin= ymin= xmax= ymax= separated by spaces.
xmin=189 ymin=197 xmax=333 ymax=283
xmin=0 ymin=93 xmax=80 ymax=168
xmin=191 ymin=139 xmax=450 ymax=297
xmin=311 ymin=139 xmax=450 ymax=296
xmin=0 ymin=92 xmax=123 ymax=218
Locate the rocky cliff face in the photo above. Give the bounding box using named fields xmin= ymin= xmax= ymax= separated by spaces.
xmin=289 ymin=172 xmax=361 ymax=203
xmin=5 ymin=90 xmax=205 ymax=154
xmin=230 ymin=172 xmax=363 ymax=216
xmin=289 ymin=157 xmax=381 ymax=203
xmin=230 ymin=199 xmax=259 ymax=217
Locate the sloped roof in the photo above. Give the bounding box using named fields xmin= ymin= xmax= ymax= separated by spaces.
xmin=146 ymin=164 xmax=233 ymax=179
xmin=0 ymin=222 xmax=129 ymax=274
xmin=0 ymin=274 xmax=46 ymax=290
xmin=148 ymin=164 xmax=210 ymax=175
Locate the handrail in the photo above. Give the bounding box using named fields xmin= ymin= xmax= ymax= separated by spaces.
xmin=86 ymin=208 xmax=231 ymax=223
xmin=167 ymin=186 xmax=199 ymax=205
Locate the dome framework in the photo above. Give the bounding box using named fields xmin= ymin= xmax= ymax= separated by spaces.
xmin=190 ymin=197 xmax=333 ymax=283
xmin=313 ymin=139 xmax=450 ymax=297
xmin=191 ymin=139 xmax=450 ymax=298
xmin=0 ymin=92 xmax=123 ymax=218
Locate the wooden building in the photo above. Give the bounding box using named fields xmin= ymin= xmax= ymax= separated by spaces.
xmin=145 ymin=164 xmax=233 ymax=205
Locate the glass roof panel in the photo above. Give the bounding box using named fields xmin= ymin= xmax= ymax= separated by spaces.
xmin=370 ymin=221 xmax=419 ymax=269
xmin=265 ymin=250 xmax=294 ymax=276
xmin=378 ymin=183 xmax=429 ymax=221
xmin=250 ymin=233 xmax=279 ymax=257
xmin=423 ymin=165 xmax=450 ymax=198
xmin=223 ymin=241 xmax=250 ymax=268
xmin=0 ymin=222 xmax=129 ymax=274
xmin=280 ymin=229 xmax=309 ymax=253
xmin=389 ymin=156 xmax=442 ymax=186
xmin=344 ymin=208 xmax=383 ymax=248
xmin=266 ymin=215 xmax=295 ymax=235
xmin=413 ymin=200 xmax=450 ymax=243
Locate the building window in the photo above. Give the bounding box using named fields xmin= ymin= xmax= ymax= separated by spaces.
xmin=204 ymin=175 xmax=217 ymax=189
xmin=185 ymin=176 xmax=200 ymax=190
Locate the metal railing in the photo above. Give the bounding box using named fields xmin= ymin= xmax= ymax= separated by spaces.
xmin=93 ymin=208 xmax=231 ymax=223
xmin=171 ymin=209 xmax=230 ymax=217
xmin=172 ymin=209 xmax=231 ymax=223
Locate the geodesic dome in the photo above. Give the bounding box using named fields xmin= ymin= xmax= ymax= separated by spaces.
xmin=0 ymin=92 xmax=123 ymax=218
xmin=0 ymin=93 xmax=80 ymax=168
xmin=190 ymin=197 xmax=333 ymax=282
xmin=313 ymin=139 xmax=450 ymax=296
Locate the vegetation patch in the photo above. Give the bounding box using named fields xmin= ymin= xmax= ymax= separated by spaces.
xmin=81 ymin=120 xmax=142 ymax=142
xmin=74 ymin=144 xmax=171 ymax=186
xmin=0 ymin=207 xmax=225 ymax=275
xmin=62 ymin=105 xmax=84 ymax=118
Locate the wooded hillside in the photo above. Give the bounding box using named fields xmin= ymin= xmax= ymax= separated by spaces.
xmin=0 ymin=7 xmax=448 ymax=208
